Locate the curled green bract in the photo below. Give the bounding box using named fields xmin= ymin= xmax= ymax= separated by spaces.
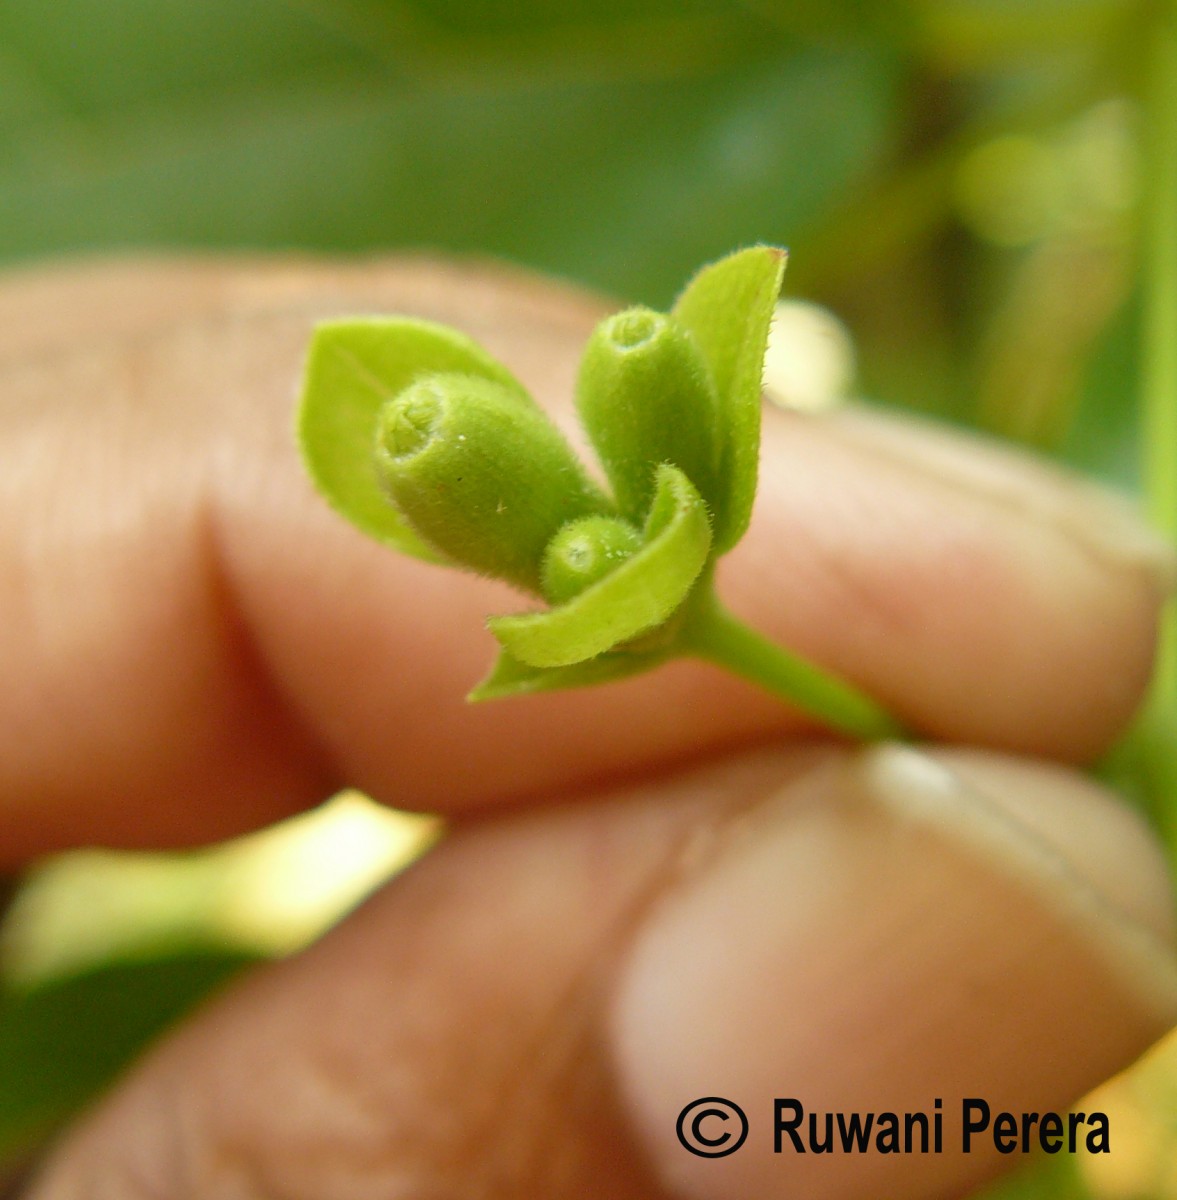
xmin=489 ymin=466 xmax=710 ymax=668
xmin=298 ymin=246 xmax=908 ymax=740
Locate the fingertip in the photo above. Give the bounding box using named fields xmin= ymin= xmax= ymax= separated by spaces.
xmin=610 ymin=744 xmax=1177 ymax=1200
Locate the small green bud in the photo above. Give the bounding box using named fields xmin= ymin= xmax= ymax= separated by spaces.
xmin=374 ymin=373 xmax=611 ymax=592
xmin=540 ymin=516 xmax=643 ymax=605
xmin=576 ymin=307 xmax=719 ymax=522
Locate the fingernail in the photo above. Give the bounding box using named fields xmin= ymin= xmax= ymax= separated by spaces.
xmin=822 ymin=407 xmax=1177 ymax=596
xmin=609 ymin=744 xmax=1177 ymax=1200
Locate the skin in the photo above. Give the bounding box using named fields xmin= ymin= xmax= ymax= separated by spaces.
xmin=1 ymin=256 xmax=1175 ymax=1198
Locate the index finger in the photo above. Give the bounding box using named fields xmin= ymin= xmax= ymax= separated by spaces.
xmin=0 ymin=257 xmax=1171 ymax=865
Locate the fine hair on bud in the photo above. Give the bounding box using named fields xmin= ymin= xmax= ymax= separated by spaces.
xmin=576 ymin=307 xmax=720 ymax=523
xmin=540 ymin=515 xmax=644 ymax=605
xmin=374 ymin=373 xmax=611 ymax=592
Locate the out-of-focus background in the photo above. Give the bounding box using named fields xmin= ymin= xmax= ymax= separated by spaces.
xmin=0 ymin=2 xmax=1174 ymax=1196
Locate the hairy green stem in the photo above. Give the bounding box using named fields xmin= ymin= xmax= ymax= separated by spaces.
xmin=681 ymin=589 xmax=908 ymax=741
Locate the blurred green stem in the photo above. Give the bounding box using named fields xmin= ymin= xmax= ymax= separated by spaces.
xmin=1104 ymin=0 xmax=1177 ymax=850
xmin=1144 ymin=0 xmax=1177 ymax=709
xmin=1140 ymin=0 xmax=1177 ymax=856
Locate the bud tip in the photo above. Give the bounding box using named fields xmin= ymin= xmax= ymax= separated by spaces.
xmin=378 ymin=382 xmax=443 ymax=460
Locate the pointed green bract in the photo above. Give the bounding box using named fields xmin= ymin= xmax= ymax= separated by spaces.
xmin=468 ymin=646 xmax=663 ymax=701
xmin=576 ymin=307 xmax=720 ymax=523
xmin=672 ymin=246 xmax=787 ymax=553
xmin=374 ymin=373 xmax=612 ymax=593
xmin=297 ymin=318 xmax=527 ymax=561
xmin=487 ymin=465 xmax=711 ymax=668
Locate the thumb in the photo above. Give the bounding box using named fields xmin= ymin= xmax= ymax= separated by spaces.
xmin=27 ymin=743 xmax=1177 ymax=1199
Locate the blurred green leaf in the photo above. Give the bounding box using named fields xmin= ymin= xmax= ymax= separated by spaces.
xmin=0 ymin=2 xmax=898 ymax=306
xmin=1057 ymin=289 xmax=1141 ymax=487
xmin=0 ymin=0 xmax=371 ymax=126
xmin=0 ymin=950 xmax=259 ymax=1166
xmin=968 ymin=1151 xmax=1087 ymax=1200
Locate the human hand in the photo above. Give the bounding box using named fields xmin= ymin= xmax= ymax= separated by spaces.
xmin=3 ymin=256 xmax=1176 ymax=1199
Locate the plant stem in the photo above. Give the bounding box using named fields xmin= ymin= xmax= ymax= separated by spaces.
xmin=1144 ymin=0 xmax=1177 ymax=718
xmin=681 ymin=589 xmax=908 ymax=741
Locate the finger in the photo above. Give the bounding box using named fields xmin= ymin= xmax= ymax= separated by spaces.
xmin=1 ymin=258 xmax=1172 ymax=862
xmin=0 ymin=257 xmax=250 ymax=365
xmin=0 ymin=254 xmax=441 ymax=365
xmin=26 ymin=743 xmax=1177 ymax=1199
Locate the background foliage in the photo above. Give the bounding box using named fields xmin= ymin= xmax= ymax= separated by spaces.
xmin=0 ymin=1 xmax=1173 ymax=1195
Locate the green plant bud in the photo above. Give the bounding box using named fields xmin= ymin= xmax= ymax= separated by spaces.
xmin=374 ymin=372 xmax=611 ymax=592
xmin=540 ymin=515 xmax=643 ymax=605
xmin=576 ymin=307 xmax=720 ymax=522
